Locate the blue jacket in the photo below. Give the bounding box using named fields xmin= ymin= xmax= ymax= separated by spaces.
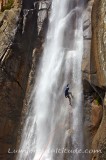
xmin=65 ymin=86 xmax=69 ymax=97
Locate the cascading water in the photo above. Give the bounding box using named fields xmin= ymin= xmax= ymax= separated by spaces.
xmin=17 ymin=0 xmax=85 ymax=160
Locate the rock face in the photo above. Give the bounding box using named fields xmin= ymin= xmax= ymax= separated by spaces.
xmin=92 ymin=95 xmax=106 ymax=160
xmin=0 ymin=9 xmax=20 ymax=63
xmin=82 ymin=0 xmax=106 ymax=88
xmin=91 ymin=0 xmax=106 ymax=88
xmin=0 ymin=0 xmax=38 ymax=159
xmin=83 ymin=0 xmax=106 ymax=160
xmin=90 ymin=0 xmax=106 ymax=157
xmin=91 ymin=100 xmax=103 ymax=138
xmin=82 ymin=0 xmax=101 ymax=97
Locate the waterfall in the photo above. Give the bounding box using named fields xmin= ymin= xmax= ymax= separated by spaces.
xmin=17 ymin=0 xmax=85 ymax=160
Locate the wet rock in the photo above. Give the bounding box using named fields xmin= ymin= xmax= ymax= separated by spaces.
xmin=0 ymin=1 xmax=38 ymax=159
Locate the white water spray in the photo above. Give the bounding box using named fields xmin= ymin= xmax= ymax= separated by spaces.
xmin=17 ymin=0 xmax=85 ymax=160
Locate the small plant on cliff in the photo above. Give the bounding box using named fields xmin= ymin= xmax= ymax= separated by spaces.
xmin=95 ymin=97 xmax=101 ymax=105
xmin=1 ymin=0 xmax=14 ymax=12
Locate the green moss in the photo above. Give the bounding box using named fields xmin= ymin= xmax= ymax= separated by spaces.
xmin=95 ymin=97 xmax=101 ymax=105
xmin=1 ymin=0 xmax=14 ymax=11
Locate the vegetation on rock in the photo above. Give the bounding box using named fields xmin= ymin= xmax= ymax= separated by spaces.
xmin=1 ymin=0 xmax=14 ymax=11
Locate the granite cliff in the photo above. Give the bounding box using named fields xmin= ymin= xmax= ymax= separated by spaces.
xmin=0 ymin=0 xmax=38 ymax=159
xmin=83 ymin=0 xmax=106 ymax=160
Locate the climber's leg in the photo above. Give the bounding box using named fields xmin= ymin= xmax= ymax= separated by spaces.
xmin=67 ymin=95 xmax=72 ymax=106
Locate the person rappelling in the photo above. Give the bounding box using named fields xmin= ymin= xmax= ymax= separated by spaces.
xmin=65 ymin=84 xmax=73 ymax=106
